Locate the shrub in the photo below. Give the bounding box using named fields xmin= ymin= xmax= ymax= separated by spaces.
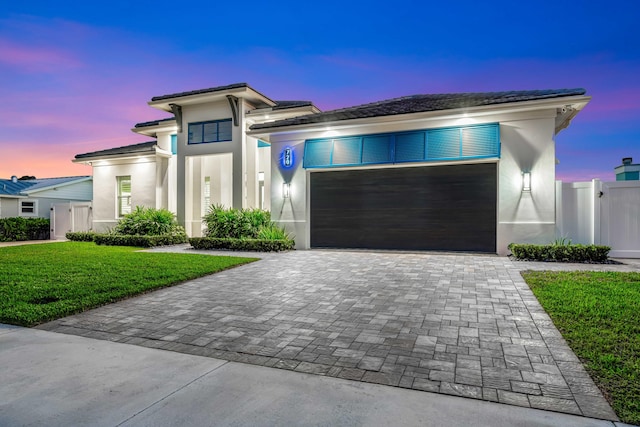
xmin=508 ymin=243 xmax=610 ymax=263
xmin=0 ymin=217 xmax=50 ymax=241
xmin=189 ymin=237 xmax=294 ymax=252
xmin=95 ymin=233 xmax=188 ymax=248
xmin=66 ymin=231 xmax=97 ymax=242
xmin=257 ymin=223 xmax=292 ymax=240
xmin=203 ymin=205 xmax=271 ymax=239
xmin=113 ymin=206 xmax=184 ymax=236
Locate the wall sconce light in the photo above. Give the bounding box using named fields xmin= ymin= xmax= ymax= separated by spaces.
xmin=522 ymin=171 xmax=531 ymax=192
xmin=283 ymin=182 xmax=291 ymax=198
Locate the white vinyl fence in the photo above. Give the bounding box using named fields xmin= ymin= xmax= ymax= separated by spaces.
xmin=51 ymin=202 xmax=93 ymax=240
xmin=557 ymin=179 xmax=640 ymax=258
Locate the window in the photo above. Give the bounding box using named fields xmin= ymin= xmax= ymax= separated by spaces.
xmin=20 ymin=199 xmax=38 ymax=217
xmin=188 ymin=119 xmax=232 ymax=144
xmin=117 ymin=176 xmax=131 ymax=217
xmin=203 ymin=176 xmax=211 ymax=215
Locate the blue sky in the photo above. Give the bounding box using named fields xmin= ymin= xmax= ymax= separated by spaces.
xmin=1 ymin=0 xmax=638 ymax=180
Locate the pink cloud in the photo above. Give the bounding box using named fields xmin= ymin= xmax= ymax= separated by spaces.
xmin=0 ymin=38 xmax=81 ymax=71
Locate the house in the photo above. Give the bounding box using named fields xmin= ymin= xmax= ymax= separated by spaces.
xmin=74 ymin=83 xmax=590 ymax=254
xmin=0 ymin=176 xmax=92 ymax=218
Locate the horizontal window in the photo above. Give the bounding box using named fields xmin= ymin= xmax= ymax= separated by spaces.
xmin=188 ymin=119 xmax=232 ymax=144
xmin=303 ymin=123 xmax=500 ymax=169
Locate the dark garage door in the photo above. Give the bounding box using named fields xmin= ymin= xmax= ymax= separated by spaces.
xmin=310 ymin=163 xmax=496 ymax=252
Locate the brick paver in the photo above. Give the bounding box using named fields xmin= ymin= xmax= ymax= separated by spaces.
xmin=39 ymin=248 xmax=636 ymax=420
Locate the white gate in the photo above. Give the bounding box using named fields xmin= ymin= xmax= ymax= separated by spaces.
xmin=557 ymin=180 xmax=640 ymax=258
xmin=600 ymin=181 xmax=640 ymax=258
xmin=51 ymin=203 xmax=92 ymax=240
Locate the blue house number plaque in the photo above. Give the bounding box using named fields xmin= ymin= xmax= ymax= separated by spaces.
xmin=283 ymin=147 xmax=293 ymax=168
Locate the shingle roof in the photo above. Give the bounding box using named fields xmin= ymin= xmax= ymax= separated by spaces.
xmin=75 ymin=141 xmax=157 ymax=159
xmin=273 ymin=100 xmax=316 ymax=110
xmin=0 ymin=176 xmax=91 ymax=196
xmin=134 ymin=117 xmax=176 ymax=128
xmin=151 ymin=82 xmax=272 ymax=102
xmin=250 ymin=88 xmax=587 ymax=130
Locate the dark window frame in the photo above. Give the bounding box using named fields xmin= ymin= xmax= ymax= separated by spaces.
xmin=188 ymin=119 xmax=233 ymax=144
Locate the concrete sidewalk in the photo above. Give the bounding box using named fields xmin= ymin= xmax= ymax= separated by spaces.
xmin=0 ymin=325 xmax=630 ymax=427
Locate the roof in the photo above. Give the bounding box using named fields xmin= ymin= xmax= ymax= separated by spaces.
xmin=273 ymin=100 xmax=316 ymax=110
xmin=134 ymin=117 xmax=176 ymax=128
xmin=0 ymin=176 xmax=91 ymax=196
xmin=151 ymin=82 xmax=270 ymax=102
xmin=75 ymin=141 xmax=157 ymax=160
xmin=250 ymin=88 xmax=587 ymax=130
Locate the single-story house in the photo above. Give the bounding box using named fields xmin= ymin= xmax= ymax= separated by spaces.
xmin=0 ymin=176 xmax=92 ymax=218
xmin=74 ymin=83 xmax=590 ymax=254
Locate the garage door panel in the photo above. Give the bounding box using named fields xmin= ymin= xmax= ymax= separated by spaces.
xmin=310 ymin=164 xmax=496 ymax=252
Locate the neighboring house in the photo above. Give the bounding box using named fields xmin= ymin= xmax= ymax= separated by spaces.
xmin=74 ymin=83 xmax=590 ymax=254
xmin=615 ymin=157 xmax=639 ymax=181
xmin=0 ymin=176 xmax=92 ymax=218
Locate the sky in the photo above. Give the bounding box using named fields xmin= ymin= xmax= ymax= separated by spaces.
xmin=1 ymin=0 xmax=638 ymax=181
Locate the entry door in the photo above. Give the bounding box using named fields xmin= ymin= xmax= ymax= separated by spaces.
xmin=310 ymin=163 xmax=496 ymax=252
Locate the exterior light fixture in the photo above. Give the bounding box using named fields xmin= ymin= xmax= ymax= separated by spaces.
xmin=283 ymin=183 xmax=291 ymax=198
xmin=522 ymin=171 xmax=531 ymax=192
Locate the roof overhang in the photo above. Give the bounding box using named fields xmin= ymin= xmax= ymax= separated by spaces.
xmin=132 ymin=120 xmax=178 ymax=137
xmin=148 ymin=86 xmax=277 ymax=112
xmin=73 ymin=147 xmax=163 ymax=165
xmin=248 ymin=95 xmax=592 ymax=137
xmin=246 ymin=104 xmax=322 ymax=125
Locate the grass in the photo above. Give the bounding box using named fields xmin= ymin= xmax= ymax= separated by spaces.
xmin=523 ymin=270 xmax=640 ymax=424
xmin=0 ymin=242 xmax=257 ymax=327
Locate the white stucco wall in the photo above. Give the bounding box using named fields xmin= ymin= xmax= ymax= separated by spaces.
xmin=0 ymin=198 xmax=19 ymax=218
xmin=91 ymin=157 xmax=158 ymax=232
xmin=177 ymin=100 xmax=243 ymax=231
xmin=267 ymin=108 xmax=561 ymax=254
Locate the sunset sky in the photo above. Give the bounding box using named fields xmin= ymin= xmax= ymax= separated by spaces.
xmin=1 ymin=1 xmax=638 ymax=181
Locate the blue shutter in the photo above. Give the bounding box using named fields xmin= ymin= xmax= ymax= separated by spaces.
xmin=427 ymin=128 xmax=460 ymax=160
xmin=304 ymin=139 xmax=333 ymax=168
xmin=395 ymin=132 xmax=426 ymax=162
xmin=362 ymin=135 xmax=392 ymax=164
xmin=462 ymin=125 xmax=499 ymax=157
xmin=332 ymin=137 xmax=362 ymax=165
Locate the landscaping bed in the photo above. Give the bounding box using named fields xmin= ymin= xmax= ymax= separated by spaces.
xmin=509 ymin=242 xmax=611 ymax=263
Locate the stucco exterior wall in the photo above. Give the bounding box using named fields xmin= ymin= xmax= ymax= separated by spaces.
xmin=91 ymin=157 xmax=157 ymax=232
xmin=0 ymin=198 xmax=19 ymax=218
xmin=177 ymin=100 xmax=244 ymax=230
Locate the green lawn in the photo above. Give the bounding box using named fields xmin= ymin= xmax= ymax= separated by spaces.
xmin=0 ymin=242 xmax=257 ymax=327
xmin=523 ymin=270 xmax=640 ymax=424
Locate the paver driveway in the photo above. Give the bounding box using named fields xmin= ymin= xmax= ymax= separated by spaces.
xmin=39 ymin=249 xmax=624 ymax=420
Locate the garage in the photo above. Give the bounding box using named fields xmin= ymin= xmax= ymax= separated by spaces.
xmin=310 ymin=163 xmax=496 ymax=252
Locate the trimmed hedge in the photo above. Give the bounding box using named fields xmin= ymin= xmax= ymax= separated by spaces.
xmin=0 ymin=217 xmax=50 ymax=241
xmin=508 ymin=243 xmax=611 ymax=263
xmin=190 ymin=237 xmax=294 ymax=252
xmin=66 ymin=231 xmax=97 ymax=242
xmin=94 ymin=233 xmax=188 ymax=248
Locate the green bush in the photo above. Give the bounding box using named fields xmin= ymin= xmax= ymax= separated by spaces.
xmin=508 ymin=243 xmax=610 ymax=263
xmin=95 ymin=233 xmax=188 ymax=248
xmin=0 ymin=217 xmax=50 ymax=241
xmin=113 ymin=206 xmax=184 ymax=236
xmin=203 ymin=205 xmax=272 ymax=239
xmin=66 ymin=231 xmax=97 ymax=242
xmin=190 ymin=237 xmax=294 ymax=252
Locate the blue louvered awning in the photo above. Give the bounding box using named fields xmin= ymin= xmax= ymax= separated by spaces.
xmin=303 ymin=123 xmax=500 ymax=169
